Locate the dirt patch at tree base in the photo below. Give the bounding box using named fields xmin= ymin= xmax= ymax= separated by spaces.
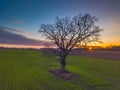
xmin=50 ymin=70 xmax=75 ymax=80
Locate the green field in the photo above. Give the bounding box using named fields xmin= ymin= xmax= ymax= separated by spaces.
xmin=0 ymin=50 xmax=120 ymax=90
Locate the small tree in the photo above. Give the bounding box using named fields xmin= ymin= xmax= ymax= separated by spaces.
xmin=39 ymin=14 xmax=102 ymax=73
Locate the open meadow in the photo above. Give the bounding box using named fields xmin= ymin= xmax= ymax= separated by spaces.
xmin=0 ymin=49 xmax=120 ymax=90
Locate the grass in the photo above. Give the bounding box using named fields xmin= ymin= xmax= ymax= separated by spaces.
xmin=0 ymin=49 xmax=120 ymax=90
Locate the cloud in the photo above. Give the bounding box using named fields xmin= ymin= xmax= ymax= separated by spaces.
xmin=12 ymin=19 xmax=24 ymax=24
xmin=109 ymin=22 xmax=120 ymax=28
xmin=0 ymin=26 xmax=32 ymax=37
xmin=0 ymin=26 xmax=47 ymax=46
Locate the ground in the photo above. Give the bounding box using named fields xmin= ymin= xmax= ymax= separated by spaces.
xmin=71 ymin=49 xmax=120 ymax=60
xmin=0 ymin=49 xmax=120 ymax=90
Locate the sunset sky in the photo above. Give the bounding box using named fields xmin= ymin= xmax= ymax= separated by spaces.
xmin=0 ymin=0 xmax=120 ymax=48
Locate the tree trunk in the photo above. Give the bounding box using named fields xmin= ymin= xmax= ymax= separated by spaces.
xmin=60 ymin=60 xmax=66 ymax=73
xmin=60 ymin=54 xmax=67 ymax=73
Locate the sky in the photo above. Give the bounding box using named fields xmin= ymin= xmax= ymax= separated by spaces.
xmin=0 ymin=0 xmax=120 ymax=48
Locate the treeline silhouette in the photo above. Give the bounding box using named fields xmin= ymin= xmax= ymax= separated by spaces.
xmin=0 ymin=46 xmax=120 ymax=51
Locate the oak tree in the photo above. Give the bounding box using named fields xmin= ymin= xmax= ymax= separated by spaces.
xmin=39 ymin=14 xmax=102 ymax=73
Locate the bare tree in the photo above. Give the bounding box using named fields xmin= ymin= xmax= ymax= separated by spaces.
xmin=39 ymin=14 xmax=102 ymax=73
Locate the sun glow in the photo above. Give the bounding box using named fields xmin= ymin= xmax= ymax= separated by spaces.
xmin=0 ymin=44 xmax=45 ymax=49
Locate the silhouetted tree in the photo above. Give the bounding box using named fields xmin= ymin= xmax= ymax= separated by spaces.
xmin=39 ymin=14 xmax=102 ymax=73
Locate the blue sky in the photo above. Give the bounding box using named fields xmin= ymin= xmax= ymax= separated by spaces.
xmin=0 ymin=0 xmax=120 ymax=46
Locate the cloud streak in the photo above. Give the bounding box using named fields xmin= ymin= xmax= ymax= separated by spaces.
xmin=0 ymin=26 xmax=47 ymax=46
xmin=12 ymin=19 xmax=24 ymax=24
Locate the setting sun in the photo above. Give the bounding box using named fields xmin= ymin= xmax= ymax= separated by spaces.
xmin=88 ymin=47 xmax=93 ymax=51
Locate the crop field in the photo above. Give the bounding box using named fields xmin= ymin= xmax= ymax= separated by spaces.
xmin=71 ymin=49 xmax=120 ymax=60
xmin=0 ymin=49 xmax=120 ymax=90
